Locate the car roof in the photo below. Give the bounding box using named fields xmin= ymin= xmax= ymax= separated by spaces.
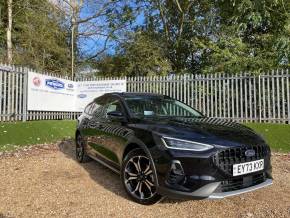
xmin=93 ymin=92 xmax=168 ymax=103
xmin=108 ymin=92 xmax=165 ymax=98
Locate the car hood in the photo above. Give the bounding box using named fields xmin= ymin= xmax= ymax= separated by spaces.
xmin=133 ymin=117 xmax=265 ymax=147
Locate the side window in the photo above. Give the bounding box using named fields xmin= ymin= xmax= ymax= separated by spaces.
xmin=89 ymin=102 xmax=99 ymax=114
xmin=84 ymin=97 xmax=106 ymax=116
xmin=84 ymin=103 xmax=94 ymax=114
xmin=105 ymin=98 xmax=124 ymax=115
xmin=84 ymin=102 xmax=101 ymax=115
xmin=87 ymin=96 xmax=124 ymax=119
xmin=91 ymin=97 xmax=106 ymax=118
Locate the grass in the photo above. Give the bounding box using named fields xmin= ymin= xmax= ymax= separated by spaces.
xmin=0 ymin=120 xmax=76 ymax=152
xmin=0 ymin=120 xmax=289 ymax=153
xmin=246 ymin=123 xmax=290 ymax=153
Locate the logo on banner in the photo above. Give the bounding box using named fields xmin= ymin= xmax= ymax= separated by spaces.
xmin=77 ymin=94 xmax=87 ymax=98
xmin=67 ymin=84 xmax=74 ymax=88
xmin=33 ymin=77 xmax=41 ymax=87
xmin=45 ymin=79 xmax=65 ymax=90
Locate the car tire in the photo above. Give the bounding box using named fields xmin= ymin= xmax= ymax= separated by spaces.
xmin=75 ymin=134 xmax=91 ymax=163
xmin=121 ymin=148 xmax=163 ymax=205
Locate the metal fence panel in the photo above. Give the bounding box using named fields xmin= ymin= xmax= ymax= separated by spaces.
xmin=126 ymin=71 xmax=290 ymax=124
xmin=0 ymin=64 xmax=289 ymax=123
xmin=0 ymin=65 xmax=26 ymax=122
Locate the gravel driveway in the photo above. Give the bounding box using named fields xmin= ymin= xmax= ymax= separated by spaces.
xmin=0 ymin=140 xmax=289 ymax=218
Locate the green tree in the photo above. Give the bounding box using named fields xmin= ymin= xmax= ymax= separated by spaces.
xmin=96 ymin=32 xmax=172 ymax=76
xmin=119 ymin=0 xmax=290 ymax=74
xmin=0 ymin=0 xmax=71 ymax=74
xmin=94 ymin=55 xmax=129 ymax=77
xmin=209 ymin=0 xmax=290 ymax=72
xmin=135 ymin=0 xmax=218 ymax=74
xmin=120 ymin=32 xmax=172 ymax=76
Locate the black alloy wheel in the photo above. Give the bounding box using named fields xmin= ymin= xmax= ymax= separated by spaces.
xmin=76 ymin=134 xmax=91 ymax=163
xmin=121 ymin=148 xmax=162 ymax=205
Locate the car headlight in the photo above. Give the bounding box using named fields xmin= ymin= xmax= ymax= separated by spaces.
xmin=161 ymin=137 xmax=214 ymax=151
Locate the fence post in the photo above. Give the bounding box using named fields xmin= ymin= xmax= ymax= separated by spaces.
xmin=22 ymin=68 xmax=28 ymax=122
xmin=183 ymin=74 xmax=187 ymax=103
xmin=258 ymin=74 xmax=261 ymax=123
xmin=287 ymin=69 xmax=290 ymax=124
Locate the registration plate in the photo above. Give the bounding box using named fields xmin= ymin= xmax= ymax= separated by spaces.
xmin=233 ymin=159 xmax=264 ymax=176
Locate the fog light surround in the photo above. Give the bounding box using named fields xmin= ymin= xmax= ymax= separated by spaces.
xmin=171 ymin=160 xmax=185 ymax=175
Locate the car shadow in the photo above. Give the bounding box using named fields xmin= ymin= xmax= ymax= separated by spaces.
xmin=57 ymin=139 xmax=189 ymax=204
xmin=58 ymin=139 xmax=131 ymax=201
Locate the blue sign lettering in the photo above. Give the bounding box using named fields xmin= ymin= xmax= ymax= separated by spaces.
xmin=45 ymin=79 xmax=65 ymax=90
xmin=77 ymin=94 xmax=87 ymax=99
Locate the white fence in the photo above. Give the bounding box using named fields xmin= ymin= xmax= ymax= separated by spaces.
xmin=127 ymin=72 xmax=290 ymax=123
xmin=0 ymin=65 xmax=80 ymax=121
xmin=0 ymin=64 xmax=290 ymax=123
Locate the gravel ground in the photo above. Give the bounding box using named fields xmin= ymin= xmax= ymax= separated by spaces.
xmin=0 ymin=141 xmax=289 ymax=218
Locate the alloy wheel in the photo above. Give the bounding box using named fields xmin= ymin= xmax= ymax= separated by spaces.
xmin=124 ymin=155 xmax=156 ymax=200
xmin=76 ymin=135 xmax=84 ymax=160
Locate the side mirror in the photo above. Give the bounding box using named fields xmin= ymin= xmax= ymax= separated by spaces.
xmin=107 ymin=111 xmax=126 ymax=122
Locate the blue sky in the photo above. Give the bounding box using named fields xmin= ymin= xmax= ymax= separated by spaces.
xmin=77 ymin=1 xmax=145 ymax=59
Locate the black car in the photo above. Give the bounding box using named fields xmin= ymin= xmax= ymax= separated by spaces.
xmin=75 ymin=92 xmax=272 ymax=205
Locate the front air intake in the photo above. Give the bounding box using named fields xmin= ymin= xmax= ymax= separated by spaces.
xmin=212 ymin=144 xmax=270 ymax=176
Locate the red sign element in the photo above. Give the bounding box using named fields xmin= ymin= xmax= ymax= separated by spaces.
xmin=33 ymin=77 xmax=41 ymax=87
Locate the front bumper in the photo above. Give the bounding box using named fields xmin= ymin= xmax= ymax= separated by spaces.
xmin=158 ymin=179 xmax=273 ymax=200
xmin=208 ymin=179 xmax=273 ymax=199
xmin=151 ymin=143 xmax=272 ymax=199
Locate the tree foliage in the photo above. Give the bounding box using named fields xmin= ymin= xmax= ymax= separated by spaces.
xmin=97 ymin=0 xmax=290 ymax=75
xmin=96 ymin=32 xmax=171 ymax=76
xmin=0 ymin=0 xmax=71 ymax=74
xmin=1 ymin=0 xmax=290 ymax=75
xmin=209 ymin=0 xmax=290 ymax=73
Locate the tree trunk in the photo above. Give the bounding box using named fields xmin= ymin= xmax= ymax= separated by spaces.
xmin=6 ymin=0 xmax=13 ymax=64
xmin=70 ymin=0 xmax=83 ymax=79
xmin=71 ymin=13 xmax=75 ymax=79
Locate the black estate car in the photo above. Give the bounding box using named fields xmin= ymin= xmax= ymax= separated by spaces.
xmin=75 ymin=92 xmax=272 ymax=205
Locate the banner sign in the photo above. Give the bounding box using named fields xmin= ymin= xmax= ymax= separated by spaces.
xmin=27 ymin=72 xmax=126 ymax=112
xmin=28 ymin=72 xmax=77 ymax=112
xmin=76 ymin=80 xmax=127 ymax=111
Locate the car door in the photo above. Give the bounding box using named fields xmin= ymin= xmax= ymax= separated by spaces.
xmin=82 ymin=97 xmax=107 ymax=158
xmin=97 ymin=97 xmax=132 ymax=168
xmin=78 ymin=100 xmax=101 ymax=143
xmin=85 ymin=96 xmax=128 ymax=169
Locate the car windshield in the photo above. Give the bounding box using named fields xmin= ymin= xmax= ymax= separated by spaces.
xmin=125 ymin=96 xmax=203 ymax=118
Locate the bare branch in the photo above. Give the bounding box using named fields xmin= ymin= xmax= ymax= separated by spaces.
xmin=81 ymin=35 xmax=110 ymax=61
xmin=174 ymin=0 xmax=183 ymax=13
xmin=155 ymin=0 xmax=170 ymax=42
xmin=76 ymin=1 xmax=122 ymax=24
xmin=177 ymin=1 xmax=194 ymax=41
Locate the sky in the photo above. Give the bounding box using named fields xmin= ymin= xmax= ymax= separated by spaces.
xmin=51 ymin=0 xmax=146 ymax=59
xmin=77 ymin=0 xmax=145 ymax=58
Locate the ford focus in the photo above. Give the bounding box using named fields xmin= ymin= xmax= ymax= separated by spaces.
xmin=75 ymin=92 xmax=272 ymax=205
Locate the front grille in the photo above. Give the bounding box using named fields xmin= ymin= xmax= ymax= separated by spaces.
xmin=212 ymin=144 xmax=269 ymax=176
xmin=219 ymin=173 xmax=266 ymax=192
